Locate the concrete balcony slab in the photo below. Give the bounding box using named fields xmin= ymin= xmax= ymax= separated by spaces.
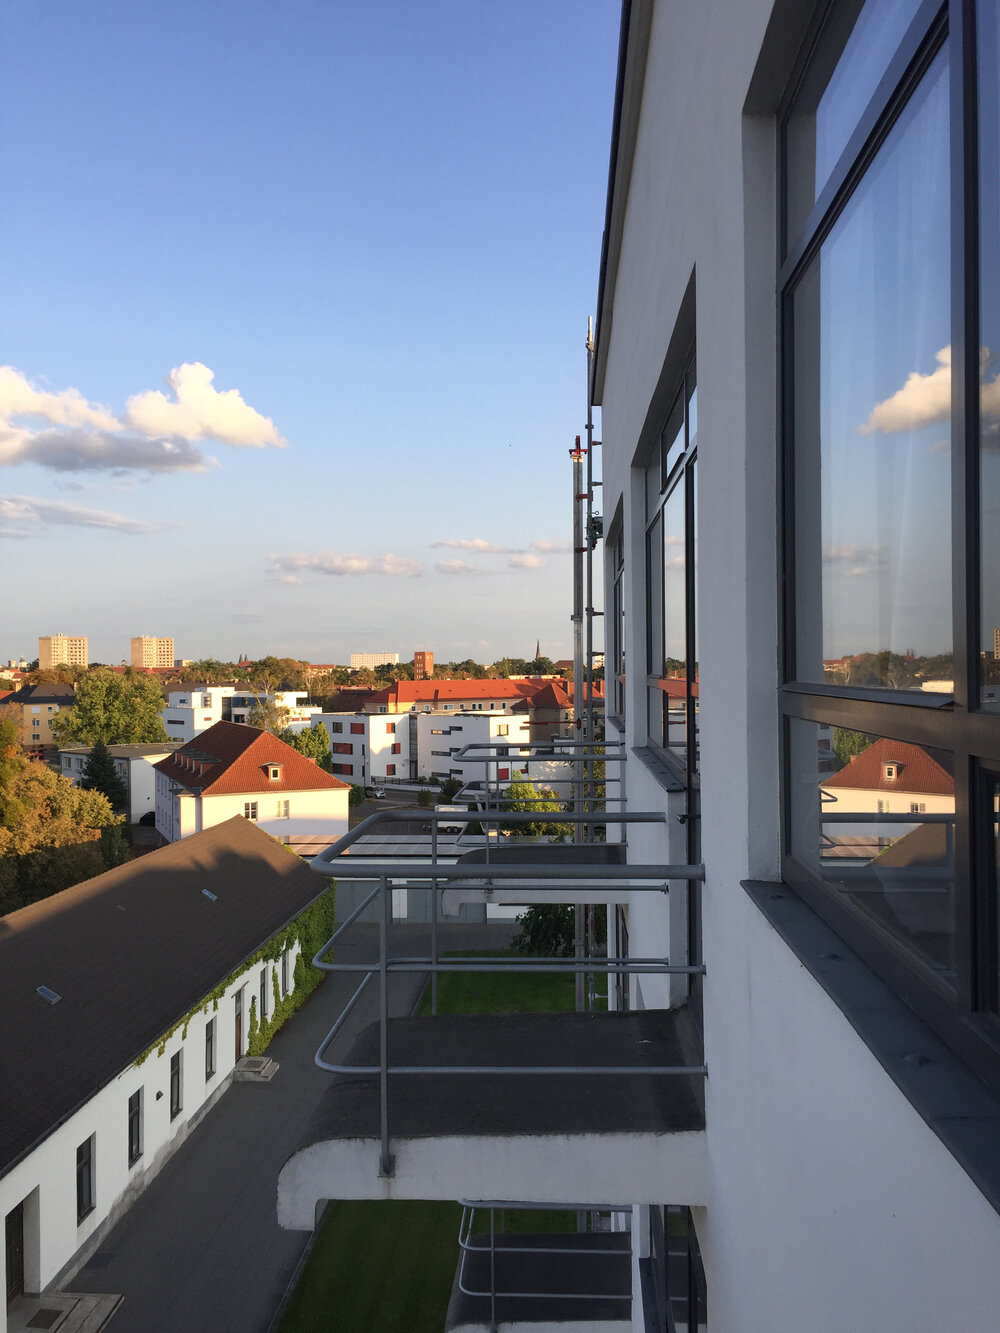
xmin=278 ymin=1009 xmax=706 ymax=1226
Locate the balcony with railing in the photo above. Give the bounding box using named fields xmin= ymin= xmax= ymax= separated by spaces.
xmin=277 ymin=754 xmax=706 ymax=1228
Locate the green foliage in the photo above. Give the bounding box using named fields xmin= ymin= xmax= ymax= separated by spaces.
xmin=81 ymin=739 xmax=128 ymax=811
xmin=511 ymin=905 xmax=576 ymax=957
xmin=500 ymin=780 xmax=572 ymax=840
xmin=245 ymin=698 xmax=291 ymax=734
xmin=832 ymin=727 xmax=874 ymax=769
xmin=437 ymin=777 xmax=462 ymax=802
xmin=245 ymin=656 xmax=308 ymax=691
xmin=277 ymin=724 xmax=331 ymax=770
xmin=135 ymin=880 xmax=336 ymax=1064
xmin=51 ymin=668 xmax=169 ymax=745
xmin=416 ymin=788 xmax=434 ymax=809
xmin=348 ymin=783 xmax=365 ymax=808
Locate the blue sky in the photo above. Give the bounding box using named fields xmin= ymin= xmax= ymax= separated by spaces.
xmin=0 ymin=1 xmax=617 ymax=666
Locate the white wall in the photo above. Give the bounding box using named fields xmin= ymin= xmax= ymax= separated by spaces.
xmin=314 ymin=713 xmax=408 ymax=786
xmin=599 ymin=0 xmax=1000 ymax=1327
xmin=154 ymin=776 xmax=348 ymax=844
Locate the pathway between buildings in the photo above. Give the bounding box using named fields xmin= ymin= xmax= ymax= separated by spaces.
xmin=70 ymin=920 xmax=513 ymax=1333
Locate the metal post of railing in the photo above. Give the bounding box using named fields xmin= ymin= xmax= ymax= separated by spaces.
xmin=378 ymin=874 xmax=394 ymax=1177
xmin=431 ymin=818 xmax=439 ymax=1015
xmin=490 ymin=1207 xmax=497 ymax=1333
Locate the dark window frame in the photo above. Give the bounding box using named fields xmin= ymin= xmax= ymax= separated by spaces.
xmin=127 ymin=1089 xmax=142 ymax=1167
xmin=205 ymin=1016 xmax=216 ymax=1081
xmin=76 ymin=1136 xmax=95 ymax=1223
xmin=169 ymin=1050 xmax=183 ymax=1121
xmin=779 ymin=0 xmax=1000 ymax=1095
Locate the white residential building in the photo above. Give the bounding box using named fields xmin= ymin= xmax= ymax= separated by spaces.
xmin=153 ymin=720 xmax=349 ymax=844
xmin=415 ymin=711 xmax=532 ymax=787
xmin=58 ymin=744 xmax=180 ymax=824
xmin=162 ymin=687 xmax=321 ymax=742
xmin=0 ymin=818 xmax=331 ymax=1327
xmin=278 ymin=4 xmax=1000 ymax=1329
xmin=312 ymin=713 xmax=407 ymax=786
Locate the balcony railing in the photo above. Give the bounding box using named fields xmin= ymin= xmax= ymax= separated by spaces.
xmin=308 ymin=808 xmax=705 ymax=1176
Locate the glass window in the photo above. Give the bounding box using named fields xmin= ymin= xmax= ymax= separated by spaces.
xmin=790 ymin=44 xmax=951 ymax=686
xmin=788 ymin=720 xmax=956 ymax=988
xmin=243 ymin=802 xmax=258 ymax=820
xmin=784 ymin=0 xmax=925 ymax=244
xmin=781 ymin=0 xmax=1000 ymax=1093
xmin=76 ymin=1136 xmax=95 ymax=1223
xmin=645 ymin=360 xmax=698 ymax=774
xmin=259 ymin=967 xmax=268 ymax=1021
xmin=205 ymin=1018 xmax=216 ymax=1080
xmin=127 ymin=1089 xmax=143 ymax=1166
xmin=169 ymin=1050 xmax=183 ymax=1120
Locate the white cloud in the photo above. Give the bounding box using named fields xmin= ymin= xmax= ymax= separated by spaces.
xmin=823 ymin=542 xmax=886 ymax=577
xmin=0 ymin=366 xmax=121 ymax=430
xmin=269 ymin=552 xmax=423 ymax=578
xmin=0 ymin=425 xmax=209 ymax=474
xmin=126 ymin=362 xmax=285 ymax=447
xmin=862 ymin=346 xmax=1000 ymax=436
xmin=0 ymin=494 xmax=173 ymax=536
xmin=431 ymin=537 xmax=515 ymax=553
xmin=530 ymin=539 xmax=572 ymax=554
xmin=0 ymin=362 xmax=284 ymax=476
xmin=509 ymin=553 xmax=545 ymax=570
xmin=435 ymin=560 xmax=482 ymax=576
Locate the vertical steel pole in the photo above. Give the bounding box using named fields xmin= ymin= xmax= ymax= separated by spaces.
xmin=378 ymin=874 xmax=394 ymax=1176
xmin=490 ymin=1207 xmax=497 ymax=1333
xmin=431 ymin=818 xmax=439 ymax=1015
xmin=571 ymin=437 xmax=586 ymax=1010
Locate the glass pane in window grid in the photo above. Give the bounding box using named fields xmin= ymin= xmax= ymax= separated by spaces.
xmin=992 ymin=776 xmax=1000 ymax=1009
xmin=792 ymin=47 xmax=952 ymax=686
xmin=979 ymin=1 xmax=1000 ymax=709
xmin=789 ymin=719 xmax=956 ymax=987
xmin=662 ymin=483 xmax=687 ymax=760
xmin=646 ymin=513 xmax=663 ymax=676
xmin=661 ymin=392 xmax=685 ymax=488
xmin=784 ymin=0 xmax=925 ymax=246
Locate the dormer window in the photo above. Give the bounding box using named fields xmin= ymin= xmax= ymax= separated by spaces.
xmin=266 ymin=764 xmax=283 ymax=781
xmin=883 ymin=762 xmax=900 ymax=782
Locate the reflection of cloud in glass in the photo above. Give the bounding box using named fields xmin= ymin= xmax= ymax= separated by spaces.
xmin=861 ymin=345 xmax=1000 ymax=437
xmin=823 ymin=542 xmax=886 ymax=577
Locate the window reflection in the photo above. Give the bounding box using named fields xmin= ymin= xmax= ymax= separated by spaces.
xmin=792 ymin=45 xmax=951 ymax=686
xmin=784 ymin=0 xmax=924 ymax=247
xmin=789 ymin=719 xmax=956 ymax=986
xmin=980 ymin=2 xmax=1000 ymax=709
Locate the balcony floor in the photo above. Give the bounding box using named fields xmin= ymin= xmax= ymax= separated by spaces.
xmin=278 ymin=1009 xmax=707 ymax=1223
xmin=446 ymin=1231 xmax=631 ymax=1331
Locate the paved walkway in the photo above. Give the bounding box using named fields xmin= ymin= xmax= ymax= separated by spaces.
xmin=69 ymin=921 xmax=513 ymax=1333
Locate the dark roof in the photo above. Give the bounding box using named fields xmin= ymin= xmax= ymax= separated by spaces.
xmin=0 ymin=817 xmax=330 ymax=1180
xmin=5 ymin=683 xmax=76 ymax=705
xmin=154 ymin=719 xmax=348 ymax=795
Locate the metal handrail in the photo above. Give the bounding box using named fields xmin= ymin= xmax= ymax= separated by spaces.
xmin=456 ymin=1202 xmax=633 ymax=1319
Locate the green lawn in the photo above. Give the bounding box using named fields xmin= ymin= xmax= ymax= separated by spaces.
xmin=416 ymin=948 xmax=577 ymax=1016
xmin=279 ymin=1200 xmax=463 ymax=1333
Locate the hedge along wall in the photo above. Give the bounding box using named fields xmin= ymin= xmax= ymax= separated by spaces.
xmin=136 ymin=879 xmax=337 ymax=1066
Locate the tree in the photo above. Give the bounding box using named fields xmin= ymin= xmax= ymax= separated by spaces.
xmin=348 ymin=784 xmax=366 ymax=807
xmin=277 ymin=724 xmax=331 ymax=771
xmin=500 ymin=780 xmax=572 ymax=840
xmin=832 ymin=727 xmax=873 ymax=769
xmin=81 ymin=739 xmax=128 ymax=812
xmin=512 ymin=905 xmax=575 ymax=956
xmin=50 ymin=669 xmax=169 ymax=745
xmin=245 ymin=699 xmax=291 ymax=734
xmin=417 ymin=788 xmax=434 ymax=809
xmin=437 ymin=777 xmax=463 ymax=802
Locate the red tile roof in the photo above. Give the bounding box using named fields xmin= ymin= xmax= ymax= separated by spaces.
xmin=153 ymin=720 xmax=349 ymax=796
xmin=820 ymin=738 xmax=954 ymax=796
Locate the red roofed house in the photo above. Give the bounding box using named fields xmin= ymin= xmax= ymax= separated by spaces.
xmin=153 ymin=721 xmax=349 ymax=845
xmin=819 ymin=738 xmax=955 ymax=818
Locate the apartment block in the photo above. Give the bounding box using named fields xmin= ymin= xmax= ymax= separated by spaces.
xmin=38 ymin=635 xmax=87 ymax=670
xmin=130 ymin=636 xmax=175 ymax=669
xmin=349 ymin=652 xmax=399 ymax=670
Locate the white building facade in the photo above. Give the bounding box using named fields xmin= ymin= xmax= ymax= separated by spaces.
xmin=313 ymin=713 xmax=408 ymax=786
xmin=59 ymin=745 xmax=179 ymax=824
